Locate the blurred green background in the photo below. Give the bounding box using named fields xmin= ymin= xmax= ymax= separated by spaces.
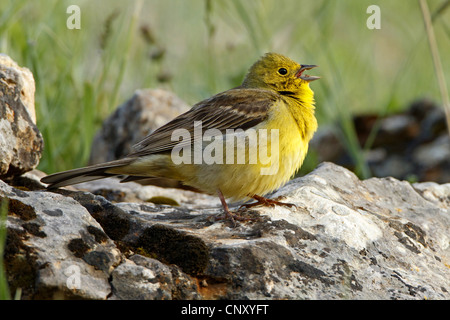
xmin=0 ymin=0 xmax=448 ymax=176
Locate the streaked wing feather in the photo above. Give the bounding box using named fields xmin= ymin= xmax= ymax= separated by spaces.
xmin=127 ymin=88 xmax=279 ymax=157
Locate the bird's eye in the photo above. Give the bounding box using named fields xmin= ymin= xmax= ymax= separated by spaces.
xmin=278 ymin=68 xmax=288 ymax=75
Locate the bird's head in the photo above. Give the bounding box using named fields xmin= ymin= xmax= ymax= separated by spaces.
xmin=242 ymin=52 xmax=319 ymax=94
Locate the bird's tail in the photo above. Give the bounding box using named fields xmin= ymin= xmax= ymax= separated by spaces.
xmin=40 ymin=158 xmax=135 ymax=189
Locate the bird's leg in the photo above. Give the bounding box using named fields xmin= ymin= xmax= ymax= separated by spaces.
xmin=215 ymin=189 xmax=253 ymax=225
xmin=240 ymin=194 xmax=297 ymax=209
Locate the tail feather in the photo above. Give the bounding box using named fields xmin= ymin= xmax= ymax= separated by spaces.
xmin=41 ymin=158 xmax=135 ymax=189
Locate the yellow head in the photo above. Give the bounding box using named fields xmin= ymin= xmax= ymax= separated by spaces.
xmin=241 ymin=52 xmax=319 ymax=94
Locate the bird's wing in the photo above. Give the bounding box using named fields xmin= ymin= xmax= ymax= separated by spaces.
xmin=127 ymin=88 xmax=279 ymax=157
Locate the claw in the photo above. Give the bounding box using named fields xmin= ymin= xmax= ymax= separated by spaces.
xmin=215 ymin=189 xmax=255 ymax=227
xmin=214 ymin=210 xmax=255 ymax=227
xmin=240 ymin=194 xmax=297 ymax=210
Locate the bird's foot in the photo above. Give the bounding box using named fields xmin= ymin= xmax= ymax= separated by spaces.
xmin=215 ymin=189 xmax=256 ymax=227
xmin=240 ymin=194 xmax=297 ymax=210
xmin=214 ymin=209 xmax=256 ymax=227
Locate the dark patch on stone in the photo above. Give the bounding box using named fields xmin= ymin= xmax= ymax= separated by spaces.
xmin=43 ymin=209 xmax=63 ymax=217
xmin=10 ymin=187 xmax=30 ymax=198
xmin=22 ymin=222 xmax=46 ymax=238
xmin=2 ymin=197 xmax=36 ymax=221
xmin=136 ymin=224 xmax=209 ymax=276
xmin=4 ymin=227 xmax=38 ymax=298
xmin=68 ymin=238 xmax=91 ymax=258
xmin=7 ymin=175 xmax=44 ymax=192
xmin=83 ymin=251 xmax=111 ymax=272
xmin=290 ymin=260 xmax=332 ymax=285
xmin=68 ymin=192 xmax=131 ymax=241
xmin=87 ymin=225 xmax=109 ymax=243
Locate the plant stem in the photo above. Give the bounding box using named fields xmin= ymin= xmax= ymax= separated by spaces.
xmin=109 ymin=0 xmax=143 ymax=110
xmin=419 ymin=0 xmax=450 ymax=136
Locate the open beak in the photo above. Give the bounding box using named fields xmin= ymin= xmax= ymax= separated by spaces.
xmin=295 ymin=64 xmax=320 ymax=82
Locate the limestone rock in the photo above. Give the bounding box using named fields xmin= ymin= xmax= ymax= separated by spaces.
xmin=1 ymin=179 xmax=121 ymax=299
xmin=3 ymin=162 xmax=450 ymax=300
xmin=0 ymin=54 xmax=43 ymax=178
xmin=0 ymin=54 xmax=36 ymax=122
xmin=109 ymin=255 xmax=200 ymax=300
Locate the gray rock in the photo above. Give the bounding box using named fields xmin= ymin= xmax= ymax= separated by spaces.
xmin=1 ymin=180 xmax=121 ymax=299
xmin=413 ymin=135 xmax=450 ymax=168
xmin=0 ymin=54 xmax=43 ymax=178
xmin=2 ymin=162 xmax=450 ymax=299
xmin=109 ymin=257 xmax=173 ymax=300
xmin=110 ymin=255 xmax=200 ymax=300
xmin=0 ymin=54 xmax=36 ymax=122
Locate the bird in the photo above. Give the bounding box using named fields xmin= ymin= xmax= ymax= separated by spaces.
xmin=41 ymin=53 xmax=319 ymax=223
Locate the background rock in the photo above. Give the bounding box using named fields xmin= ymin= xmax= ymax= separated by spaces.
xmin=310 ymin=99 xmax=450 ymax=183
xmin=3 ymin=162 xmax=450 ymax=300
xmin=88 ymin=88 xmax=189 ymax=164
xmin=0 ymin=54 xmax=43 ymax=178
xmin=0 ymin=54 xmax=36 ymax=122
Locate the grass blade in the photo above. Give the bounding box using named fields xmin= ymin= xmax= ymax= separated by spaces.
xmin=0 ymin=198 xmax=11 ymax=300
xmin=419 ymin=0 xmax=450 ymax=136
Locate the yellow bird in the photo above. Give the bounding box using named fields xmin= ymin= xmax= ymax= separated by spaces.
xmin=41 ymin=53 xmax=319 ymax=222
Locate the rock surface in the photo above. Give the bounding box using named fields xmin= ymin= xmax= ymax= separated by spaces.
xmin=2 ymin=162 xmax=450 ymax=300
xmin=0 ymin=54 xmax=43 ymax=178
xmin=2 ymin=181 xmax=121 ymax=299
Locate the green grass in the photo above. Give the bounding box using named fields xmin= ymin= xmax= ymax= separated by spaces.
xmin=0 ymin=0 xmax=448 ymax=177
xmin=0 ymin=198 xmax=10 ymax=300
